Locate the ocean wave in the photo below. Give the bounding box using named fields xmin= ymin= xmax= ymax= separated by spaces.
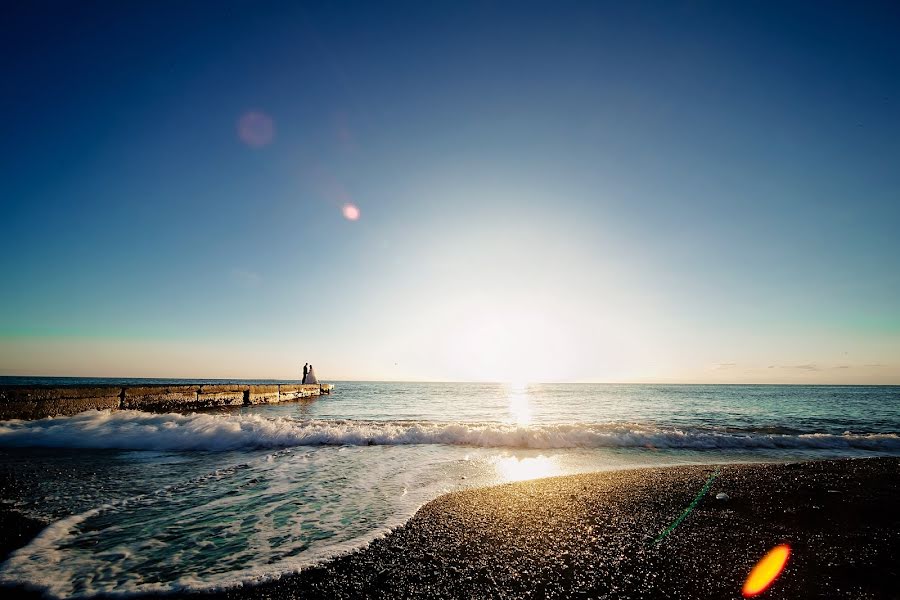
xmin=1 ymin=410 xmax=898 ymax=452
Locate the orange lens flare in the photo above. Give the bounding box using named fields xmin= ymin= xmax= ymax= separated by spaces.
xmin=742 ymin=544 xmax=791 ymax=597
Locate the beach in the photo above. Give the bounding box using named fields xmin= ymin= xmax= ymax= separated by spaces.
xmin=3 ymin=457 xmax=898 ymax=599
xmin=203 ymin=457 xmax=896 ymax=599
xmin=1 ymin=383 xmax=898 ymax=598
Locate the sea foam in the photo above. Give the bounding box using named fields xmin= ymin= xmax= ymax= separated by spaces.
xmin=1 ymin=410 xmax=898 ymax=452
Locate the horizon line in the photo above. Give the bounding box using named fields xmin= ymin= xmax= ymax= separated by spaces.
xmin=0 ymin=375 xmax=898 ymax=387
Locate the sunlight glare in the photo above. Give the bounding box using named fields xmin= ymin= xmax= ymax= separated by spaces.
xmin=443 ymin=304 xmax=572 ymax=382
xmin=506 ymin=382 xmax=532 ymax=425
xmin=494 ymin=455 xmax=561 ymax=482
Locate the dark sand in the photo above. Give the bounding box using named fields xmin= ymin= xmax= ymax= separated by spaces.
xmin=2 ymin=458 xmax=899 ymax=599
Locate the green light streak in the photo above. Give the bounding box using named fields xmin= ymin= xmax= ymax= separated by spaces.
xmin=651 ymin=468 xmax=720 ymax=546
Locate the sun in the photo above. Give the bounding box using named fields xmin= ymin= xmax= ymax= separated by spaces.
xmin=442 ymin=304 xmax=571 ymax=383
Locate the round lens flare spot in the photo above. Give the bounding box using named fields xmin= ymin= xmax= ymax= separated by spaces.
xmin=342 ymin=203 xmax=360 ymax=221
xmin=237 ymin=111 xmax=275 ymax=147
xmin=742 ymin=544 xmax=791 ymax=597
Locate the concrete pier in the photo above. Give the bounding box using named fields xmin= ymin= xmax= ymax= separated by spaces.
xmin=0 ymin=382 xmax=334 ymax=421
xmin=248 ymin=384 xmax=280 ymax=404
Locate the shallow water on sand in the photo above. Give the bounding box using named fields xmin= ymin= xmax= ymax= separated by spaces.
xmin=1 ymin=382 xmax=898 ymax=597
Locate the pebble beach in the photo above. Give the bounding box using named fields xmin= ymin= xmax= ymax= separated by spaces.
xmin=201 ymin=457 xmax=898 ymax=599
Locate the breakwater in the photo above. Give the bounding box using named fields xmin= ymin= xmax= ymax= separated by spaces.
xmin=0 ymin=383 xmax=334 ymax=421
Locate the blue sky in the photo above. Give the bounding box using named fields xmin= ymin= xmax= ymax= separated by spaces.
xmin=2 ymin=1 xmax=898 ymax=382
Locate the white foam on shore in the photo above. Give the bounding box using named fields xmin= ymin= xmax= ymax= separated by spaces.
xmin=0 ymin=502 xmax=408 ymax=599
xmin=0 ymin=445 xmax=466 ymax=598
xmin=1 ymin=410 xmax=898 ymax=452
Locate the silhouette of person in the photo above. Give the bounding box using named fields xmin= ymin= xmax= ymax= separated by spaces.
xmin=302 ymin=363 xmax=308 ymax=384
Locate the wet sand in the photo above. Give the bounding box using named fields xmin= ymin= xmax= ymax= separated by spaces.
xmin=2 ymin=457 xmax=899 ymax=599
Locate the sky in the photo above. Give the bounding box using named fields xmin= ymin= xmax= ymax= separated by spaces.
xmin=1 ymin=1 xmax=898 ymax=383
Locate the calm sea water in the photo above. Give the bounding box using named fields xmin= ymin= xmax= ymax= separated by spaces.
xmin=1 ymin=381 xmax=898 ymax=597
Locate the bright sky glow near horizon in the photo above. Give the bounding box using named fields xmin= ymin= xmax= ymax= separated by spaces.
xmin=1 ymin=1 xmax=899 ymax=384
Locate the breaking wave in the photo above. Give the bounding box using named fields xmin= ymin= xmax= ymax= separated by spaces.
xmin=1 ymin=410 xmax=898 ymax=452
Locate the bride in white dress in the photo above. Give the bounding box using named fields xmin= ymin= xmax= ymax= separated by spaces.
xmin=305 ymin=364 xmax=319 ymax=385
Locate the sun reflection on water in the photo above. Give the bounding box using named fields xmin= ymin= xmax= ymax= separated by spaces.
xmin=494 ymin=455 xmax=561 ymax=482
xmin=506 ymin=382 xmax=532 ymax=425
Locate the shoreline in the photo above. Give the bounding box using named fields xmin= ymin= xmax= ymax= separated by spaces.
xmin=1 ymin=456 xmax=898 ymax=599
xmin=205 ymin=456 xmax=898 ymax=599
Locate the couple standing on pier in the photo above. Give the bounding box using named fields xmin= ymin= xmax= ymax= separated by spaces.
xmin=302 ymin=363 xmax=318 ymax=385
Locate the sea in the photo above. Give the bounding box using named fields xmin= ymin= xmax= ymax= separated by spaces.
xmin=1 ymin=380 xmax=898 ymax=598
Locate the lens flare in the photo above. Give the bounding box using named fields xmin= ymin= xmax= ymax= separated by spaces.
xmin=742 ymin=544 xmax=791 ymax=597
xmin=342 ymin=203 xmax=360 ymax=221
xmin=237 ymin=111 xmax=275 ymax=147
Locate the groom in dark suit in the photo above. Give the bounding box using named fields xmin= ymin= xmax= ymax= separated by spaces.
xmin=302 ymin=363 xmax=308 ymax=384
